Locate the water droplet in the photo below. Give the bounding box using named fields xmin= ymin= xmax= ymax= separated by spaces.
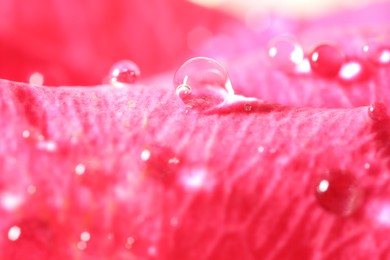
xmin=125 ymin=237 xmax=135 ymax=249
xmin=338 ymin=59 xmax=371 ymax=83
xmin=141 ymin=145 xmax=181 ymax=184
xmin=36 ymin=140 xmax=58 ymax=153
xmin=368 ymin=102 xmax=388 ymax=121
xmin=315 ymin=169 xmax=363 ymax=216
xmin=108 ymin=60 xmax=141 ymax=86
xmin=22 ymin=130 xmax=31 ymax=138
xmin=8 ymin=226 xmax=21 ymax=241
xmin=267 ymin=36 xmax=304 ymax=72
xmin=80 ymin=231 xmax=91 ymax=242
xmin=29 ymin=72 xmax=44 ymax=86
xmin=174 ymin=57 xmax=234 ymax=111
xmin=75 ymin=163 xmax=86 ymax=176
xmin=77 ymin=241 xmax=87 ymax=250
xmin=309 ymin=44 xmax=345 ymax=77
xmin=363 ymin=42 xmax=390 ymax=66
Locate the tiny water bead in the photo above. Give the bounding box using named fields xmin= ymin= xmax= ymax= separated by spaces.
xmin=267 ymin=36 xmax=304 ymax=72
xmin=309 ymin=44 xmax=345 ymax=78
xmin=315 ymin=169 xmax=363 ymax=216
xmin=174 ymin=57 xmax=234 ymax=111
xmin=108 ymin=60 xmax=141 ymax=86
xmin=368 ymin=102 xmax=388 ymax=121
xmin=363 ymin=42 xmax=390 ymax=66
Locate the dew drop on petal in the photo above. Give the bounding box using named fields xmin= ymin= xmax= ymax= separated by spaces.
xmin=125 ymin=237 xmax=135 ymax=249
xmin=315 ymin=169 xmax=363 ymax=216
xmin=22 ymin=130 xmax=31 ymax=139
xmin=36 ymin=140 xmax=58 ymax=153
xmin=173 ymin=57 xmax=234 ymax=111
xmin=75 ymin=163 xmax=86 ymax=176
xmin=362 ymin=42 xmax=390 ymax=66
xmin=309 ymin=44 xmax=345 ymax=78
xmin=108 ymin=60 xmax=141 ymax=86
xmin=267 ymin=36 xmax=304 ymax=72
xmin=80 ymin=231 xmax=91 ymax=242
xmin=368 ymin=102 xmax=388 ymax=121
xmin=29 ymin=72 xmax=44 ymax=86
xmin=8 ymin=226 xmax=21 ymax=241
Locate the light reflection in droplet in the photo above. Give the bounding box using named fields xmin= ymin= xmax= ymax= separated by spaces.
xmin=8 ymin=226 xmax=21 ymax=241
xmin=339 ymin=61 xmax=362 ymax=80
xmin=80 ymin=231 xmax=91 ymax=242
xmin=168 ymin=157 xmax=180 ymax=164
xmin=295 ymin=58 xmax=311 ymax=74
xmin=258 ymin=146 xmax=265 ymax=153
xmin=22 ymin=130 xmax=30 ymax=139
xmin=182 ymin=169 xmax=206 ymax=190
xmin=1 ymin=193 xmax=23 ymax=211
xmin=317 ymin=180 xmax=329 ymax=193
xmin=36 ymin=140 xmax=58 ymax=153
xmin=75 ymin=163 xmax=86 ymax=176
xmin=141 ymin=149 xmax=151 ymax=161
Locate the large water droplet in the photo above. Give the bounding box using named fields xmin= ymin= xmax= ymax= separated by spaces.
xmin=108 ymin=60 xmax=141 ymax=86
xmin=363 ymin=42 xmax=390 ymax=66
xmin=368 ymin=102 xmax=388 ymax=121
xmin=315 ymin=169 xmax=363 ymax=216
xmin=267 ymin=36 xmax=304 ymax=72
xmin=174 ymin=57 xmax=234 ymax=111
xmin=309 ymin=44 xmax=345 ymax=78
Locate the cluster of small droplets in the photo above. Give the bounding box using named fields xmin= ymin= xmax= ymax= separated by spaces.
xmin=173 ymin=57 xmax=234 ymax=111
xmin=107 ymin=60 xmax=141 ymax=86
xmin=266 ymin=37 xmax=389 ymax=83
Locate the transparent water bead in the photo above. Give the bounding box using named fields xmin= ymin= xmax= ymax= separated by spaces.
xmin=267 ymin=36 xmax=304 ymax=72
xmin=174 ymin=57 xmax=234 ymax=111
xmin=108 ymin=60 xmax=141 ymax=86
